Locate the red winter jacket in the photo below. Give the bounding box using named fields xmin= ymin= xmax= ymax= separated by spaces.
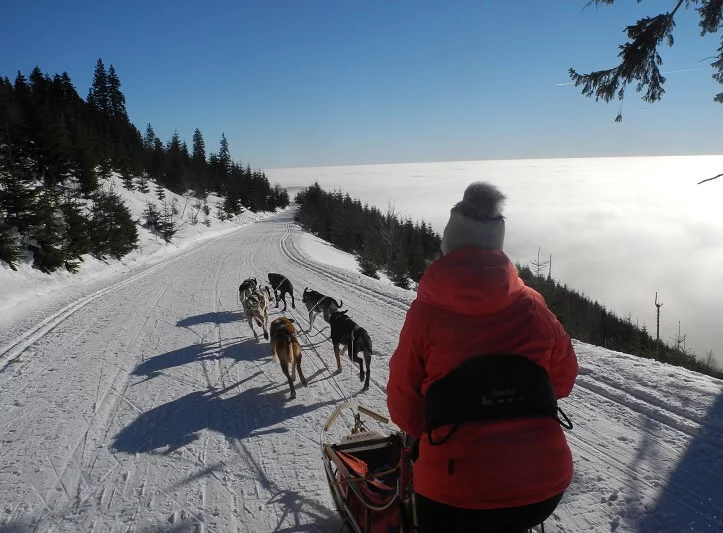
xmin=387 ymin=247 xmax=578 ymax=510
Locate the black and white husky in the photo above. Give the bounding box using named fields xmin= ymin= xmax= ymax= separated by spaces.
xmin=239 ymin=278 xmax=259 ymax=303
xmin=301 ymin=287 xmax=343 ymax=331
xmin=242 ymin=285 xmax=271 ymax=340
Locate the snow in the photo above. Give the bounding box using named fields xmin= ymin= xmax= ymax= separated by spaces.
xmin=1 ymin=177 xmax=723 ymax=532
xmin=296 ymin=231 xmax=395 ymax=287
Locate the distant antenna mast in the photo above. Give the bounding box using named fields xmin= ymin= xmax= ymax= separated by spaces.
xmin=548 ymin=254 xmax=552 ymax=280
xmin=655 ymin=292 xmax=663 ymax=352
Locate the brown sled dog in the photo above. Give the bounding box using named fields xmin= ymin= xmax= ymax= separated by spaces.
xmin=269 ymin=317 xmax=307 ymax=399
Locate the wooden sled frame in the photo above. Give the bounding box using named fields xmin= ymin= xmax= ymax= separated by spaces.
xmin=320 ymin=402 xmax=415 ymax=533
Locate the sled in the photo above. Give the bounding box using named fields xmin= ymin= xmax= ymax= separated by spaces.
xmin=320 ymin=401 xmax=416 ymax=533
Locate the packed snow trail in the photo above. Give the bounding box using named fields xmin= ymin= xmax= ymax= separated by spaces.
xmin=1 ymin=209 xmax=723 ymax=532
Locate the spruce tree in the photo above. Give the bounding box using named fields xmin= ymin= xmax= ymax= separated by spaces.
xmin=71 ymin=134 xmax=99 ymax=195
xmin=160 ymin=201 xmax=177 ymax=242
xmin=143 ymin=123 xmax=157 ymax=151
xmin=59 ymin=195 xmax=92 ymax=272
xmin=90 ymin=189 xmax=138 ymax=259
xmin=106 ymin=65 xmax=128 ymax=121
xmin=137 ymin=173 xmax=150 ymax=194
xmin=27 ymin=190 xmax=65 ymax=273
xmin=570 ymin=1 xmax=723 ymax=120
xmin=0 ymin=227 xmax=20 ymax=270
xmin=192 ymin=128 xmax=206 ymax=165
xmin=218 ymin=133 xmax=231 ymax=175
xmin=150 ymin=137 xmax=164 ymax=183
xmin=87 ymin=59 xmax=109 ymax=115
xmin=164 ymin=131 xmax=184 ymax=191
xmin=120 ymin=165 xmax=135 ymax=190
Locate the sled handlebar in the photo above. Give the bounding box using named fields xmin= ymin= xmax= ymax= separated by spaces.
xmin=358 ymin=405 xmax=389 ymax=424
xmin=320 ymin=401 xmax=390 ymax=442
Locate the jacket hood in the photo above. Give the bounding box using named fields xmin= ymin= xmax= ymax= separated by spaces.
xmin=417 ymin=247 xmax=525 ymax=315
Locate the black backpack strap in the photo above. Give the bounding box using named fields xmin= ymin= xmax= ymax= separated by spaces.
xmin=425 ymin=354 xmax=562 ymax=445
xmin=556 ymin=406 xmax=573 ymax=430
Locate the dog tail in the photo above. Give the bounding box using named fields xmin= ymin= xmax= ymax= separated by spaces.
xmin=334 ymin=299 xmax=343 ymax=309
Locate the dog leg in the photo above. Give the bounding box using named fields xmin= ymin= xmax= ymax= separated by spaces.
xmin=247 ymin=314 xmax=258 ymax=340
xmin=353 ymin=354 xmax=365 ymax=383
xmin=255 ymin=317 xmax=268 ymax=341
xmin=333 ymin=344 xmax=342 ymax=374
xmin=308 ymin=311 xmax=314 ymax=332
xmin=363 ymin=349 xmax=371 ymax=390
xmin=296 ymin=349 xmax=307 ymax=387
xmin=290 ymin=291 xmax=295 ymax=310
xmin=262 ymin=310 xmax=269 ymax=340
xmin=280 ymin=360 xmax=296 ymax=400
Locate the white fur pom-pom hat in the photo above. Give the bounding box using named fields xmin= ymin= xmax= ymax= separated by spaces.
xmin=440 ymin=181 xmax=506 ymax=255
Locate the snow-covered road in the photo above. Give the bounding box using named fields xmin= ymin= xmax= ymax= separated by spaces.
xmin=1 ymin=210 xmax=722 ymax=532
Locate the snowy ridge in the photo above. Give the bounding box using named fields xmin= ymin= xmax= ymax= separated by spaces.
xmin=0 ymin=209 xmax=722 ymax=532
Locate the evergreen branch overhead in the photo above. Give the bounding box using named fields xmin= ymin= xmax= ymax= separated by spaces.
xmin=570 ymin=0 xmax=723 ymax=119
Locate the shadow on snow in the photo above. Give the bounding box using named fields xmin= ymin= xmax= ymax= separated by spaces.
xmin=112 ymin=374 xmax=336 ymax=455
xmin=176 ymin=310 xmax=244 ymax=328
xmin=635 ymin=390 xmax=723 ymax=532
xmin=131 ymin=337 xmax=268 ymax=380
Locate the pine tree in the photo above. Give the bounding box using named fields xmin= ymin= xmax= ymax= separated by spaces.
xmin=164 ymin=131 xmax=184 ymax=191
xmin=142 ymin=201 xmax=161 ymax=232
xmin=149 ymin=137 xmax=164 ymax=183
xmin=143 ymin=123 xmax=157 ymax=152
xmin=71 ymin=133 xmax=99 ymax=195
xmin=90 ymin=189 xmax=138 ymax=259
xmin=218 ymin=133 xmax=231 ymax=175
xmin=160 ymin=200 xmax=177 ymax=242
xmin=14 ymin=71 xmax=28 ymax=98
xmin=59 ymin=195 xmax=92 ymax=272
xmin=98 ymin=157 xmax=112 ymax=180
xmin=27 ymin=190 xmax=65 ymax=273
xmin=356 ymin=248 xmax=380 ymax=279
xmin=0 ymin=227 xmax=20 ymax=270
xmin=106 ymin=65 xmax=128 ymax=121
xmin=120 ymin=165 xmax=135 ymax=190
xmin=137 ymin=173 xmax=150 ymax=194
xmin=87 ymin=59 xmax=109 ymax=115
xmin=192 ymin=129 xmax=206 ymax=165
xmin=156 ymin=181 xmax=166 ymax=200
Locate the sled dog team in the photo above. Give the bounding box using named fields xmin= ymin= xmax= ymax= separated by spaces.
xmin=239 ymin=273 xmax=373 ymax=399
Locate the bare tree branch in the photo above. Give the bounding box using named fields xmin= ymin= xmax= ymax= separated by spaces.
xmin=698 ymin=173 xmax=723 ymax=184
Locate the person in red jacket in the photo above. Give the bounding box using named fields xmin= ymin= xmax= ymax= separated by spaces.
xmin=387 ymin=181 xmax=578 ymax=532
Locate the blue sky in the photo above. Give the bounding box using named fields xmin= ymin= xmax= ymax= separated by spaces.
xmin=2 ymin=0 xmax=721 ymax=168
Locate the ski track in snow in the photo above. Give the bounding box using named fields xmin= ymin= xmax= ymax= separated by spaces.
xmin=1 ymin=209 xmax=722 ymax=532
